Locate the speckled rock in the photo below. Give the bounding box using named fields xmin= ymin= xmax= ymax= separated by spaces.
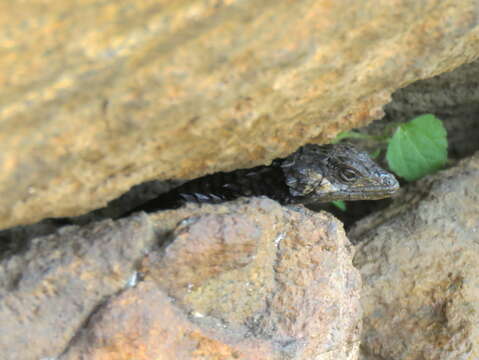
xmin=0 ymin=215 xmax=156 ymax=360
xmin=0 ymin=198 xmax=361 ymax=359
xmin=1 ymin=1 xmax=479 ymax=229
xmin=352 ymin=152 xmax=479 ymax=359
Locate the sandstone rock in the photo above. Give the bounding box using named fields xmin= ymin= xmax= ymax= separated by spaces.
xmin=2 ymin=1 xmax=479 ymax=229
xmin=0 ymin=198 xmax=362 ymax=359
xmin=0 ymin=215 xmax=156 ymax=360
xmin=353 ymin=152 xmax=479 ymax=359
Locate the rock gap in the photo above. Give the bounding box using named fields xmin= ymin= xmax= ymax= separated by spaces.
xmin=2 ymin=59 xmax=479 ymax=257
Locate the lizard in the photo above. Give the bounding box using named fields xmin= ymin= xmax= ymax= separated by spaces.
xmin=0 ymin=142 xmax=399 ymax=252
xmin=0 ymin=143 xmax=399 ymax=256
xmin=123 ymin=143 xmax=400 ymax=216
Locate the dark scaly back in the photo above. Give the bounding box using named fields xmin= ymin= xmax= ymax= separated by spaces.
xmin=176 ymin=161 xmax=290 ymax=203
xmin=124 ymin=161 xmax=291 ymax=214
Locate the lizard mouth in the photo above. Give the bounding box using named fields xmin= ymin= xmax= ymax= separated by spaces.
xmin=305 ymin=181 xmax=400 ymax=203
xmin=340 ymin=183 xmax=400 ymax=201
xmin=344 ymin=172 xmax=401 ymax=200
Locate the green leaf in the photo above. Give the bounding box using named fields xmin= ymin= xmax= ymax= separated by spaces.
xmin=386 ymin=114 xmax=447 ymax=181
xmin=331 ymin=200 xmax=347 ymax=211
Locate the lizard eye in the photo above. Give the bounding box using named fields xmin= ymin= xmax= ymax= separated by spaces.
xmin=338 ymin=167 xmax=358 ymax=183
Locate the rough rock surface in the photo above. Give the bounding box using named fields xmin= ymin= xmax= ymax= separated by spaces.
xmin=0 ymin=215 xmax=156 ymax=360
xmin=0 ymin=198 xmax=361 ymax=360
xmin=2 ymin=1 xmax=479 ymax=229
xmin=352 ymin=152 xmax=479 ymax=359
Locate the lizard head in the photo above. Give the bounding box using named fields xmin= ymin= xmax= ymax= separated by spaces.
xmin=281 ymin=143 xmax=399 ymax=203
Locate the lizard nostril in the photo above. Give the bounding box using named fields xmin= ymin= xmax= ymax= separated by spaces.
xmin=383 ymin=176 xmax=399 ymax=188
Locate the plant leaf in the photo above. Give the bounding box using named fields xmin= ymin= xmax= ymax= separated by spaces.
xmin=331 ymin=200 xmax=347 ymax=211
xmin=386 ymin=114 xmax=447 ymax=181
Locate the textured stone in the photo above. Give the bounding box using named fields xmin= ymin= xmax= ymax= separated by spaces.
xmin=144 ymin=198 xmax=362 ymax=360
xmin=1 ymin=1 xmax=479 ymax=229
xmin=353 ymin=152 xmax=479 ymax=359
xmin=0 ymin=215 xmax=156 ymax=360
xmin=0 ymin=198 xmax=362 ymax=359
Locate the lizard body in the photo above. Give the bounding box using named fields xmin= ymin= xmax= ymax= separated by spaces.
xmin=125 ymin=143 xmax=399 ymax=215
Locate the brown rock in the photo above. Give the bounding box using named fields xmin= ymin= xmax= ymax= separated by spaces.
xmin=1 ymin=1 xmax=479 ymax=229
xmin=145 ymin=199 xmax=362 ymax=358
xmin=60 ymin=281 xmax=276 ymax=360
xmin=0 ymin=198 xmax=362 ymax=359
xmin=0 ymin=215 xmax=156 ymax=360
xmin=353 ymin=152 xmax=479 ymax=359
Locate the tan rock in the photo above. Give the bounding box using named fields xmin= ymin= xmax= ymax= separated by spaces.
xmin=353 ymin=153 xmax=479 ymax=359
xmin=1 ymin=1 xmax=479 ymax=229
xmin=0 ymin=198 xmax=362 ymax=359
xmin=144 ymin=198 xmax=362 ymax=360
xmin=0 ymin=215 xmax=156 ymax=360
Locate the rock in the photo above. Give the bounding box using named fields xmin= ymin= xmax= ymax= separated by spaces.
xmin=0 ymin=198 xmax=362 ymax=359
xmin=0 ymin=215 xmax=156 ymax=360
xmin=352 ymin=152 xmax=479 ymax=359
xmin=2 ymin=1 xmax=479 ymax=229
